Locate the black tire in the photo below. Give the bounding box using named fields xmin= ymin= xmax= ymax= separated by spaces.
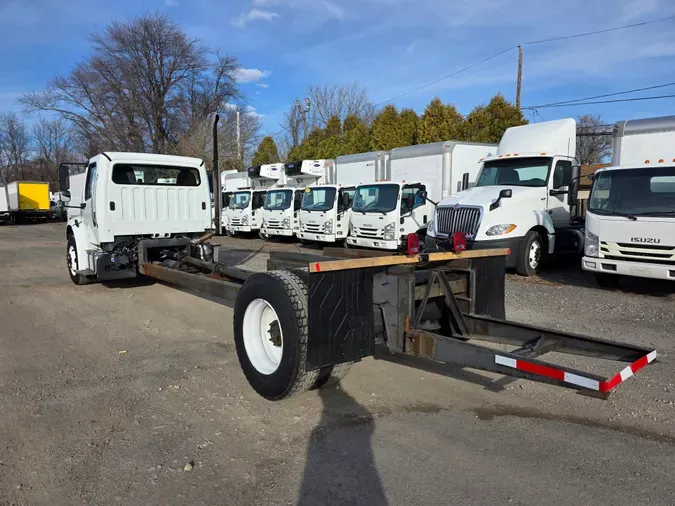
xmin=312 ymin=363 xmax=353 ymax=390
xmin=67 ymin=235 xmax=96 ymax=286
xmin=259 ymin=230 xmax=269 ymax=241
xmin=596 ymin=273 xmax=620 ymax=289
xmin=226 ymin=229 xmax=236 ymax=237
xmin=516 ymin=230 xmax=543 ymax=277
xmin=234 ymin=271 xmax=330 ymax=400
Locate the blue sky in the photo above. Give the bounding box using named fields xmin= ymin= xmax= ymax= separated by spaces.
xmin=1 ymin=0 xmax=675 ymax=137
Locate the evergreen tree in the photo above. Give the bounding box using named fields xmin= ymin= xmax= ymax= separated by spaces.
xmin=251 ymin=136 xmax=280 ymax=166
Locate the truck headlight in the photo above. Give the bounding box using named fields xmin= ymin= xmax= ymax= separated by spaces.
xmin=282 ymin=217 xmax=290 ymax=229
xmin=323 ymin=219 xmax=333 ymax=234
xmin=486 ymin=224 xmax=517 ymax=236
xmin=585 ymin=229 xmax=599 ymax=257
xmin=384 ymin=223 xmax=395 ymax=241
xmin=427 ymin=220 xmax=436 ymax=237
xmin=241 ymin=215 xmax=249 ymax=225
xmin=349 ymin=222 xmax=355 ymax=235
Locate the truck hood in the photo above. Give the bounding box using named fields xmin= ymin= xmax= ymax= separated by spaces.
xmin=586 ymin=213 xmax=675 ymax=247
xmin=437 ymin=186 xmax=542 ymax=209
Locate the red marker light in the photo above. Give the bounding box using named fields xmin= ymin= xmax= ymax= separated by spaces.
xmin=407 ymin=233 xmax=420 ymax=255
xmin=452 ymin=232 xmax=467 ymax=252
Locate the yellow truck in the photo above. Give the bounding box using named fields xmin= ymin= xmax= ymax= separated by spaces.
xmin=7 ymin=181 xmax=51 ymax=223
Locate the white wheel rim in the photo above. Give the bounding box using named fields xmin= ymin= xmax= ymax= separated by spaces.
xmin=528 ymin=240 xmax=541 ymax=269
xmin=68 ymin=245 xmax=77 ymax=275
xmin=242 ymin=298 xmax=283 ymax=375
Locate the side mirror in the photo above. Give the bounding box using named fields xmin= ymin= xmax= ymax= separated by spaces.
xmin=489 ymin=189 xmax=512 ymax=212
xmin=342 ymin=193 xmax=350 ymax=207
xmin=61 ymin=190 xmax=71 ymax=202
xmin=58 ymin=164 xmax=70 ymax=191
xmin=418 ymin=190 xmax=428 ymax=201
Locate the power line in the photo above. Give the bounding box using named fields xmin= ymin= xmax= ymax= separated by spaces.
xmin=530 ymin=82 xmax=675 ymax=108
xmin=373 ymin=46 xmax=517 ymax=107
xmin=523 ymin=14 xmax=675 ymax=46
xmin=371 ymin=14 xmax=675 ymax=109
xmin=526 ymin=93 xmax=675 ymax=109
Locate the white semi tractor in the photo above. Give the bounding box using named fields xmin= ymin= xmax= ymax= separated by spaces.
xmin=425 ymin=119 xmax=583 ymax=276
xmin=583 ymin=115 xmax=675 ymax=286
xmin=225 ymin=164 xmax=284 ymax=238
xmin=346 ymin=141 xmax=497 ymax=251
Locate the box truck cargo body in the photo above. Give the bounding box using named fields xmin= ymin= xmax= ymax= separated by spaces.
xmin=7 ymin=181 xmax=51 ymax=222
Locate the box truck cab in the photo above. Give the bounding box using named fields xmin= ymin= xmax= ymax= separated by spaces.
xmin=426 ymin=119 xmax=583 ymax=276
xmin=57 ymin=152 xmax=212 ymax=285
xmin=346 ymin=141 xmax=496 ymax=251
xmin=260 ymin=186 xmax=304 ymax=239
xmin=0 ymin=186 xmax=9 ymax=223
xmin=224 ymin=165 xmax=283 ymax=237
xmin=286 ymin=159 xmax=352 ymax=244
xmin=583 ymin=115 xmax=675 ymax=286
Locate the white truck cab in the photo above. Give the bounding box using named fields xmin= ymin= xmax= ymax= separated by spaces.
xmin=583 ymin=115 xmax=675 ymax=286
xmin=225 ymin=164 xmax=283 ymax=237
xmin=58 ymin=152 xmax=212 ymax=284
xmin=346 ymin=141 xmax=496 ymax=251
xmin=0 ymin=185 xmax=9 ymax=223
xmin=426 ymin=119 xmax=583 ymax=276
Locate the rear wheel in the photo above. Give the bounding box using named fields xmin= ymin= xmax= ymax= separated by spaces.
xmin=67 ymin=235 xmax=95 ymax=286
xmin=596 ymin=273 xmax=620 ymax=289
xmin=516 ymin=231 xmax=543 ymax=276
xmin=234 ymin=270 xmax=350 ymax=400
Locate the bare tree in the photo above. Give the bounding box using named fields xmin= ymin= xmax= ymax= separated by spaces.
xmin=0 ymin=112 xmax=31 ymax=183
xmin=22 ymin=13 xmax=240 ymax=155
xmin=306 ymin=82 xmax=375 ymax=129
xmin=32 ymin=119 xmax=78 ymax=182
xmin=576 ymin=114 xmax=612 ymax=165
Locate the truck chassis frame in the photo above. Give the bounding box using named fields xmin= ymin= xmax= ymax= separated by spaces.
xmin=137 ymin=240 xmax=656 ymax=400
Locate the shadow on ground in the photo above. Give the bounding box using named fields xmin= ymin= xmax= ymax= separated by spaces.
xmin=298 ymin=386 xmax=388 ymax=506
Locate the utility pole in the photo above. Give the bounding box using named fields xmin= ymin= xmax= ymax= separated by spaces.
xmin=212 ymin=113 xmax=221 ymax=236
xmin=296 ymin=98 xmax=311 ymax=143
xmin=516 ymin=44 xmax=523 ymax=110
xmin=236 ymin=109 xmax=242 ymax=168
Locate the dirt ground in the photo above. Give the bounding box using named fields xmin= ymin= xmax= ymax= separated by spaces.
xmin=1 ymin=223 xmax=674 ymax=505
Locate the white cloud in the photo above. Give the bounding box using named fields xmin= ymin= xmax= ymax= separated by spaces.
xmin=165 ymin=0 xmax=179 ymax=7
xmin=253 ymin=0 xmax=344 ymax=19
xmin=231 ymin=8 xmax=279 ymax=28
xmin=256 ymin=83 xmax=270 ymax=88
xmin=234 ymin=68 xmax=270 ymax=83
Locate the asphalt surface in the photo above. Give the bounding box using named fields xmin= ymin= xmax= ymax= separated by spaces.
xmin=1 ymin=224 xmax=674 ymax=505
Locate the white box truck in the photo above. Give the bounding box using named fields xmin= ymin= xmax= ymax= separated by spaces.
xmin=260 ymin=162 xmax=308 ymax=240
xmin=224 ymin=165 xmax=284 ymax=237
xmin=290 ymin=159 xmax=361 ymax=244
xmin=426 ymin=119 xmax=583 ymax=276
xmin=582 ymin=115 xmax=675 ymax=286
xmin=0 ymin=185 xmax=9 ymax=223
xmin=347 ymin=141 xmax=496 ymax=251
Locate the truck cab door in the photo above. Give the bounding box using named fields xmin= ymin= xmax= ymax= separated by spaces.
xmin=401 ymin=184 xmax=431 ymax=230
xmin=547 ymin=159 xmax=573 ymax=228
xmin=81 ymin=162 xmax=100 ymax=246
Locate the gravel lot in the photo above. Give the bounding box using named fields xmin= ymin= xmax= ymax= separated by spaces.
xmin=1 ymin=224 xmax=674 ymax=505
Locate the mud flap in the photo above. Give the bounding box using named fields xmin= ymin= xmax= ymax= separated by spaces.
xmin=306 ymin=268 xmax=376 ymax=371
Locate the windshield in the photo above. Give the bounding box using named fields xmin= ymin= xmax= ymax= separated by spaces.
xmin=228 ymin=191 xmax=251 ymax=209
xmin=476 ymin=157 xmax=551 ymax=188
xmin=353 ymin=184 xmax=399 ymax=213
xmin=302 ymin=187 xmax=337 ymax=212
xmin=589 ymin=166 xmax=675 ymax=216
xmin=264 ymin=189 xmax=293 ymax=210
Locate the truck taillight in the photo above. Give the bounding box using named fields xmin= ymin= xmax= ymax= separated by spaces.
xmin=407 ymin=233 xmax=420 ymax=255
xmin=452 ymin=232 xmax=467 ymax=253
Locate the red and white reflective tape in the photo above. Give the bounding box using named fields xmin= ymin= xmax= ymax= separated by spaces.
xmin=495 ymin=350 xmax=657 ymax=393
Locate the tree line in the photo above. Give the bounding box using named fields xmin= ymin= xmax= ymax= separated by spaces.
xmin=253 ymin=87 xmax=611 ymax=166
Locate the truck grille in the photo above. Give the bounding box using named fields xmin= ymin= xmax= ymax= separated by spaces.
xmin=266 ymin=220 xmax=283 ymax=229
xmin=600 ymin=241 xmax=675 ymax=265
xmin=436 ymin=207 xmax=481 ymax=237
xmin=302 ymin=223 xmax=322 ymax=233
xmin=230 ymin=217 xmax=245 ymax=226
xmin=355 ymin=226 xmax=381 ymax=238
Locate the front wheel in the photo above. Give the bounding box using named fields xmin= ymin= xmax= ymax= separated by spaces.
xmin=67 ymin=236 xmax=95 ymax=286
xmin=233 ymin=271 xmax=351 ymax=400
xmin=259 ymin=230 xmax=269 ymax=241
xmin=596 ymin=273 xmax=620 ymax=289
xmin=516 ymin=231 xmax=543 ymax=276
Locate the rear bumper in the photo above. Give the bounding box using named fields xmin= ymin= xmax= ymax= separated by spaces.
xmin=582 ymin=256 xmax=675 ymax=281
xmin=426 ymin=235 xmax=521 ymax=268
xmin=346 ymin=236 xmax=399 ymax=250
